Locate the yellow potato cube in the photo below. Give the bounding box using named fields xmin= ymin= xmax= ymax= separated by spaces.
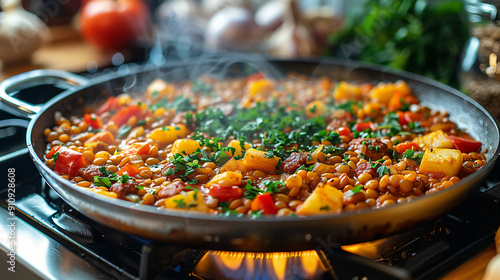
xmin=146 ymin=79 xmax=176 ymax=99
xmin=248 ymin=79 xmax=275 ymax=98
xmin=205 ymin=171 xmax=242 ymax=188
xmin=164 ymin=190 xmax=208 ymax=212
xmin=419 ymin=148 xmax=463 ymax=179
xmin=296 ymin=184 xmax=343 ymax=215
xmin=148 ymin=125 xmax=189 ymax=145
xmin=413 ymin=130 xmax=454 ymax=149
xmin=369 ymin=80 xmax=410 ymax=105
xmin=243 ymin=148 xmax=280 ymax=172
xmin=305 ymin=100 xmax=328 ymax=119
xmin=226 ymin=140 xmax=252 ymax=158
xmin=333 ymin=81 xmax=363 ymax=101
xmin=171 ymin=139 xmax=201 ymax=155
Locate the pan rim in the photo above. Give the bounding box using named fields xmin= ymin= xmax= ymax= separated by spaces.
xmin=26 ymin=57 xmax=500 ymax=224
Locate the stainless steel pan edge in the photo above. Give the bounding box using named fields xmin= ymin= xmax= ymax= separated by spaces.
xmin=3 ymin=58 xmax=499 ymax=252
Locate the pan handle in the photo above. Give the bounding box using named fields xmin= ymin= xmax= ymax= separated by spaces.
xmin=0 ymin=69 xmax=89 ymax=119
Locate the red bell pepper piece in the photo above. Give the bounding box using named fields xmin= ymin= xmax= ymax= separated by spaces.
xmin=84 ymin=131 xmax=115 ymax=145
xmin=246 ymin=72 xmax=265 ymax=82
xmin=208 ymin=185 xmax=243 ymax=203
xmin=396 ymin=111 xmax=423 ymax=126
xmin=337 ymin=127 xmax=353 ymax=138
xmin=121 ymin=142 xmax=150 ymax=156
xmin=109 ymin=104 xmax=143 ymax=128
xmin=352 ymin=121 xmax=377 ymax=132
xmin=45 ymin=146 xmax=61 ymax=160
xmin=388 ymin=92 xmax=419 ymax=111
xmin=95 ymin=96 xmax=119 ymax=115
xmin=394 ymin=142 xmax=421 ymax=154
xmin=447 ymin=135 xmax=482 ymax=153
xmin=53 ymin=147 xmax=88 ymax=177
xmin=84 ymin=113 xmax=103 ymax=129
xmin=117 ymin=163 xmax=140 ymax=177
xmin=252 ymin=193 xmax=278 ymax=215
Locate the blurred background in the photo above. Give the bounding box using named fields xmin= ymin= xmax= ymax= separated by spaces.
xmin=0 ymin=0 xmax=496 ymax=107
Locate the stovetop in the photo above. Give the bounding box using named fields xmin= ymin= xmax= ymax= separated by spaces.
xmin=0 ymin=82 xmax=500 ymax=280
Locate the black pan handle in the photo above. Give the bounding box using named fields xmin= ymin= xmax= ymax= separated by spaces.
xmin=0 ymin=69 xmax=89 ymax=119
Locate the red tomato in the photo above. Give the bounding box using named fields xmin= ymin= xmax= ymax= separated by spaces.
xmin=109 ymin=104 xmax=143 ymax=128
xmin=54 ymin=147 xmax=88 ymax=177
xmin=352 ymin=121 xmax=376 ymax=132
xmin=252 ymin=193 xmax=278 ymax=215
xmin=95 ymin=97 xmax=120 ymax=115
xmin=394 ymin=142 xmax=420 ymax=154
xmin=448 ymin=136 xmax=482 ymax=153
xmin=337 ymin=127 xmax=353 ymax=137
xmin=208 ymin=185 xmax=243 ymax=202
xmin=84 ymin=113 xmax=103 ymax=129
xmin=79 ymin=0 xmax=150 ymax=51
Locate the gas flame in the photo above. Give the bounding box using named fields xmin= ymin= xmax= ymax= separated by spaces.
xmin=195 ymin=250 xmax=326 ymax=280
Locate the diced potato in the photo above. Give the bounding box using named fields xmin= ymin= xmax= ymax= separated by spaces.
xmin=226 ymin=140 xmax=252 ymax=158
xmin=369 ymin=80 xmax=411 ymax=105
xmin=333 ymin=81 xmax=363 ymax=101
xmin=116 ymin=94 xmax=133 ymax=106
xmin=419 ymin=148 xmax=463 ymax=179
xmin=248 ymin=79 xmax=275 ymax=98
xmin=312 ymin=163 xmax=336 ymax=175
xmin=413 ymin=130 xmax=454 ymax=149
xmin=296 ymin=184 xmax=343 ymax=215
xmin=205 ymin=171 xmax=242 ymax=188
xmin=171 ymin=139 xmax=201 ymax=155
xmin=220 ymin=158 xmax=252 ymax=174
xmin=128 ymin=126 xmax=144 ymax=139
xmin=243 ymin=148 xmax=280 ymax=172
xmin=148 ymin=125 xmax=189 ymax=145
xmin=146 ymin=79 xmax=176 ymax=99
xmin=305 ymin=100 xmax=328 ymax=119
xmin=164 ymin=190 xmax=208 ymax=212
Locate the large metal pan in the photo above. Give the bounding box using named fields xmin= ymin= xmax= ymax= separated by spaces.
xmin=1 ymin=58 xmax=499 ymax=252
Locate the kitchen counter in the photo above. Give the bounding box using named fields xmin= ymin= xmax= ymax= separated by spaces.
xmin=0 ymin=26 xmax=114 ymax=81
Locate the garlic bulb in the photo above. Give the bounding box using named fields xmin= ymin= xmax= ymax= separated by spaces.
xmin=265 ymin=0 xmax=317 ymax=58
xmin=0 ymin=0 xmax=49 ymax=65
xmin=204 ymin=6 xmax=265 ymax=52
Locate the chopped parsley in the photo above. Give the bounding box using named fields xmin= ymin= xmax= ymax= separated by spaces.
xmin=377 ymin=112 xmax=401 ymax=137
xmin=376 ymin=165 xmax=391 ymax=177
xmin=245 ymin=180 xmax=262 ymax=199
xmin=250 ymin=210 xmax=263 ymax=219
xmin=262 ymin=180 xmax=282 ymax=193
xmin=52 ymin=152 xmax=59 ymax=162
xmin=121 ymin=174 xmax=130 ymax=184
xmin=173 ymin=198 xmax=188 ymax=208
xmin=164 ymin=167 xmax=175 ymax=176
xmin=319 ymin=205 xmax=330 ymax=211
xmin=117 ymin=125 xmax=131 ymax=138
xmin=403 ymin=149 xmax=424 ymax=163
xmin=168 ymin=153 xmax=202 ymax=182
xmin=409 ymin=121 xmax=425 ymax=133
